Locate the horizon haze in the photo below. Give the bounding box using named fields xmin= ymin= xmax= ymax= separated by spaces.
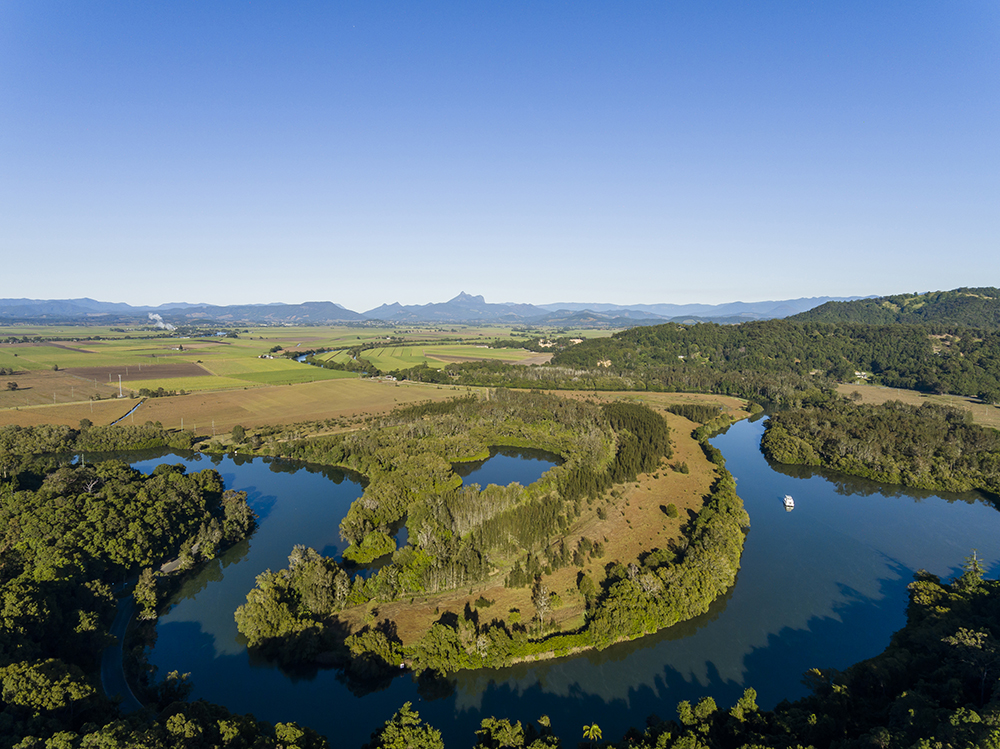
xmin=1 ymin=2 xmax=997 ymax=309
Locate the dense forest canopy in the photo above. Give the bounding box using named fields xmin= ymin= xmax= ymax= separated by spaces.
xmin=0 ymin=422 xmax=194 ymax=480
xmin=791 ymin=287 xmax=1000 ymax=329
xmin=547 ymin=319 xmax=1000 ymax=402
xmin=763 ymin=398 xmax=1000 ymax=494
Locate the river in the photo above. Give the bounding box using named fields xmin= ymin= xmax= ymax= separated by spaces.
xmin=131 ymin=418 xmax=1000 ymax=747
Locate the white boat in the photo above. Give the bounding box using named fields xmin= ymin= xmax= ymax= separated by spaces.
xmin=783 ymin=494 xmax=795 ymax=509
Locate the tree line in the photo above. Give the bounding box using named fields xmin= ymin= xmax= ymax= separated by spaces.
xmin=0 ymin=422 xmax=195 ymax=481
xmin=763 ymin=398 xmax=1000 ymax=494
xmin=547 ymin=319 xmax=1000 ymax=402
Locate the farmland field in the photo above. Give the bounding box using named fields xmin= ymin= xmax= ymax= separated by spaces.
xmin=71 ymin=362 xmax=211 ymax=381
xmin=117 ymin=379 xmax=476 ymax=435
xmin=0 ymin=373 xmax=475 ymax=434
xmin=0 ymin=323 xmax=611 ymax=434
xmin=421 ymin=344 xmax=545 ymax=364
xmin=327 ymin=344 xmax=551 ymax=371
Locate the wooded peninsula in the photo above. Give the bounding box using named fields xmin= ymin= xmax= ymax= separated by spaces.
xmin=232 ymin=390 xmax=749 ymax=676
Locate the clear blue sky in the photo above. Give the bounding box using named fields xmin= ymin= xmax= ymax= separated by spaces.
xmin=2 ymin=2 xmax=997 ymax=311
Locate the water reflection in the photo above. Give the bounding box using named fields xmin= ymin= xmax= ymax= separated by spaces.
xmin=453 ymin=446 xmax=560 ymax=486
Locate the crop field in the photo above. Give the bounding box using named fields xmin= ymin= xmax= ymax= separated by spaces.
xmin=0 ymin=372 xmax=474 ymax=433
xmin=0 ymin=398 xmax=137 ymax=428
xmin=319 ymin=351 xmax=355 ymax=365
xmin=131 ymin=379 xmax=475 ymax=435
xmin=357 ymin=346 xmax=432 ymax=371
xmin=0 ymin=368 xmax=117 ymax=409
xmin=196 ymin=356 xmax=353 ymax=384
xmin=1 ymin=341 xmax=166 ymax=370
xmin=223 ymin=368 xmax=355 ymax=385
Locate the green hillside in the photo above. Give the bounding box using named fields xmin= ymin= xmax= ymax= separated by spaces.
xmin=549 ymin=318 xmax=1000 ymax=402
xmin=792 ymin=287 xmax=1000 ymax=328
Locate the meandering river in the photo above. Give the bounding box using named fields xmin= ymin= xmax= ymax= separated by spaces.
xmin=130 ymin=418 xmax=1000 ymax=747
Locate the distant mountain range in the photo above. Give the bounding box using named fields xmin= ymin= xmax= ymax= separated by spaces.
xmin=0 ymin=292 xmax=866 ymax=327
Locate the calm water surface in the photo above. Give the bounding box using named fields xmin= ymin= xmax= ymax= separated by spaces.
xmin=138 ymin=419 xmax=1000 ymax=747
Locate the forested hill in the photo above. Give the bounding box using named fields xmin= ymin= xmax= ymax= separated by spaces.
xmin=790 ymin=287 xmax=1000 ymax=328
xmin=549 ymin=319 xmax=1000 ymax=401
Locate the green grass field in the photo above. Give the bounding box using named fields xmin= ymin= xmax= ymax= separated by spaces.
xmin=359 ymin=346 xmax=433 ymax=371
xmin=120 ymin=376 xmax=255 ymax=392
xmin=318 ymin=343 xmax=539 ymax=371
xmin=423 ymin=344 xmax=538 ymax=362
xmin=198 ymin=357 xmax=330 ymax=377
xmin=229 ymin=368 xmax=356 ymax=385
xmin=319 ymin=351 xmax=356 ymax=365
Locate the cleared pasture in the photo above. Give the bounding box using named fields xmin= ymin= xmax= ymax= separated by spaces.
xmin=119 ymin=376 xmax=256 ymax=393
xmin=228 ymin=368 xmax=355 ymax=385
xmin=0 ymin=349 xmax=46 ymax=372
xmin=0 ymin=398 xmax=138 ymax=428
xmin=836 ymin=383 xmax=1000 ymax=430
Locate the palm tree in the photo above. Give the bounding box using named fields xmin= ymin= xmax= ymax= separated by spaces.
xmin=582 ymin=723 xmax=602 ymax=746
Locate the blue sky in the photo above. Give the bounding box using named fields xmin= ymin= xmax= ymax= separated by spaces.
xmin=1 ymin=2 xmax=997 ymax=310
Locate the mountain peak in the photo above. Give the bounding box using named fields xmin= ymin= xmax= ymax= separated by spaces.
xmin=448 ymin=291 xmax=485 ymax=306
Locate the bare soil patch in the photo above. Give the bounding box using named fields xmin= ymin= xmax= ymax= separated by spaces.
xmin=68 ymin=362 xmax=211 ymax=382
xmin=43 ymin=342 xmax=98 ymax=354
